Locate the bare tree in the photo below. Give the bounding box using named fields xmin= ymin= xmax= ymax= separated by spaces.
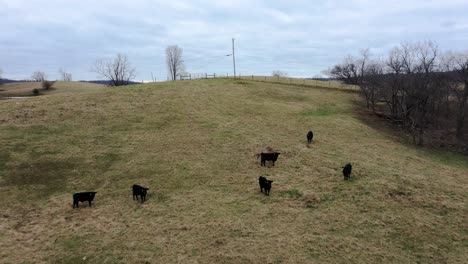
xmin=406 ymin=41 xmax=439 ymax=145
xmin=329 ymin=55 xmax=360 ymax=85
xmin=166 ymin=45 xmax=185 ymax=81
xmin=93 ymin=53 xmax=136 ymax=86
xmin=329 ymin=50 xmax=379 ymax=109
xmin=59 ymin=68 xmax=73 ymax=81
xmin=31 ymin=71 xmax=48 ymax=82
xmin=442 ymin=52 xmax=468 ymax=138
xmin=272 ymin=70 xmax=288 ymax=77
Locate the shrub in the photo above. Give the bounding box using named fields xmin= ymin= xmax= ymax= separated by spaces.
xmin=32 ymin=88 xmax=40 ymax=96
xmin=42 ymin=81 xmax=55 ymax=90
xmin=272 ymin=70 xmax=288 ymax=77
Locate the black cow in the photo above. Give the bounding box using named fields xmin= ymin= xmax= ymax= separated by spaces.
xmin=258 ymin=176 xmax=274 ymax=195
xmin=73 ymin=192 xmax=97 ymax=208
xmin=307 ymin=130 xmax=314 ymax=144
xmin=132 ymin=184 xmax=149 ymax=203
xmin=342 ymin=163 xmax=352 ymax=180
xmin=260 ymin=152 xmax=281 ymax=167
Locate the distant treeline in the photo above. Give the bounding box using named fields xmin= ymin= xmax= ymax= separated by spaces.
xmin=328 ymin=41 xmax=468 ymax=152
xmin=0 ymin=78 xmax=32 ymax=84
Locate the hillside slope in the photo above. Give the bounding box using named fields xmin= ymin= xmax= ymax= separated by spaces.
xmin=0 ymin=79 xmax=466 ymax=263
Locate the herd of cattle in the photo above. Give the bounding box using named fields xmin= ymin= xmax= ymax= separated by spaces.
xmin=72 ymin=184 xmax=148 ymax=208
xmin=72 ymin=130 xmax=353 ymax=207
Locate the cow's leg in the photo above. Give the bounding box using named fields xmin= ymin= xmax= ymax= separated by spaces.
xmin=89 ymin=200 xmax=92 ymax=207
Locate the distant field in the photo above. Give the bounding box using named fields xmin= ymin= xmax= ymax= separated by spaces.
xmin=0 ymin=81 xmax=105 ymax=98
xmin=0 ymin=82 xmax=43 ymax=97
xmin=0 ymin=79 xmax=466 ymax=263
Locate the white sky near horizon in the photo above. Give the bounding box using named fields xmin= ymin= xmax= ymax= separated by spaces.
xmin=1 ymin=0 xmax=467 ymax=81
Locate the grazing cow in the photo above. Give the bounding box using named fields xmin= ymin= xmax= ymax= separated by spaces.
xmin=255 ymin=146 xmax=274 ymax=163
xmin=73 ymin=192 xmax=97 ymax=208
xmin=260 ymin=152 xmax=281 ymax=167
xmin=258 ymin=176 xmax=274 ymax=195
xmin=342 ymin=163 xmax=352 ymax=180
xmin=307 ymin=130 xmax=314 ymax=144
xmin=132 ymin=184 xmax=149 ymax=203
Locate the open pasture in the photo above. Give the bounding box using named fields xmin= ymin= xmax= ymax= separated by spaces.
xmin=0 ymin=79 xmax=466 ymax=263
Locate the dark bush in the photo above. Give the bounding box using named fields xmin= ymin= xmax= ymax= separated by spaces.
xmin=32 ymin=88 xmax=40 ymax=96
xmin=42 ymin=80 xmax=55 ymax=90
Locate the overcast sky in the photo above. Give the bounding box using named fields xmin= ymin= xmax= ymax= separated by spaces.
xmin=1 ymin=0 xmax=467 ymax=81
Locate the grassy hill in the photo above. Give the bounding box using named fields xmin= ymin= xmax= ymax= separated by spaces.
xmin=0 ymin=79 xmax=466 ymax=263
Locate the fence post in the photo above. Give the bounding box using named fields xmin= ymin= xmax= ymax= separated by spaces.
xmin=214 ymin=73 xmax=216 ymax=79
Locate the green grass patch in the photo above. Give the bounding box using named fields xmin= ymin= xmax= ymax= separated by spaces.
xmin=421 ymin=148 xmax=468 ymax=169
xmin=96 ymin=153 xmax=120 ymax=171
xmin=280 ymin=189 xmax=303 ymax=199
xmin=300 ymin=105 xmax=339 ymax=117
xmin=3 ymin=158 xmax=79 ymax=197
xmin=61 ymin=236 xmax=82 ymax=250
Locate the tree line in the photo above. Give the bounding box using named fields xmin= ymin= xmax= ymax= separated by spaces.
xmin=328 ymin=41 xmax=468 ymax=148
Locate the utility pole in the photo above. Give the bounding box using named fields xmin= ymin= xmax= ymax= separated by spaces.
xmin=232 ymin=38 xmax=236 ymax=79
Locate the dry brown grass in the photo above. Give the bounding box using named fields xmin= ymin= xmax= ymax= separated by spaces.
xmin=0 ymin=79 xmax=466 ymax=263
